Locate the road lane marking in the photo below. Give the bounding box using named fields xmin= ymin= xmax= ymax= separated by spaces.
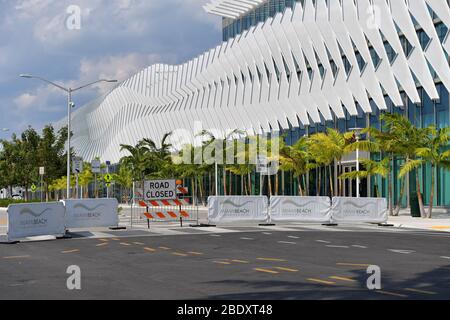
xmin=254 ymin=268 xmax=279 ymax=274
xmin=278 ymin=241 xmax=296 ymax=245
xmin=257 ymin=258 xmax=287 ymax=262
xmin=352 ymin=245 xmax=368 ymax=249
xmin=144 ymin=247 xmax=156 ymax=252
xmin=307 ymin=278 xmax=335 ymax=285
xmin=159 ymin=247 xmax=171 ymax=250
xmin=388 ymin=249 xmax=415 ymax=254
xmin=316 ymin=240 xmax=331 ymax=244
xmin=120 ymin=242 xmax=131 ymax=246
xmin=188 ymin=252 xmax=204 ymax=256
xmin=440 ymin=256 xmax=450 ymax=260
xmin=61 ymin=249 xmax=79 ymax=254
xmin=275 ymin=267 xmax=299 ymax=272
xmin=213 ymin=261 xmax=231 ymax=265
xmin=330 ymin=276 xmax=356 ymax=282
xmin=326 ymin=245 xmax=349 ymax=249
xmin=405 ymin=288 xmax=437 ymax=295
xmin=263 ymin=232 xmax=272 ymax=235
xmin=133 ymin=242 xmax=145 ymax=245
xmin=375 ymin=290 xmax=408 ymax=298
xmin=2 ymin=255 xmax=30 ymax=260
xmin=210 ymin=235 xmax=221 ymax=237
xmin=232 ymin=260 xmax=250 ymax=264
xmin=337 ymin=263 xmax=371 ymax=268
xmin=99 ymin=239 xmax=109 ymax=242
xmin=172 ymin=252 xmax=188 ymax=257
xmin=96 ymin=243 xmax=108 ymax=247
xmin=240 ymin=237 xmax=254 ymax=240
xmin=288 ymin=236 xmax=300 ymax=239
xmin=111 ymin=238 xmax=120 ymax=241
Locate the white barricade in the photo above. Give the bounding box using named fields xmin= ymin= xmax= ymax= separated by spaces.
xmin=208 ymin=196 xmax=269 ymax=224
xmin=270 ymin=196 xmax=331 ymax=223
xmin=331 ymin=197 xmax=388 ymax=224
xmin=7 ymin=202 xmax=66 ymax=241
xmin=63 ymin=198 xmax=119 ymax=229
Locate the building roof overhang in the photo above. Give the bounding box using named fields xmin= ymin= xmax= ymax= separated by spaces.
xmin=203 ymin=0 xmax=265 ymax=19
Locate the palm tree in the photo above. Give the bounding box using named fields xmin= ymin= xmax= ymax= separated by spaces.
xmin=277 ymin=136 xmax=310 ymax=196
xmin=113 ymin=166 xmax=133 ymax=203
xmin=339 ymin=157 xmax=390 ymax=198
xmin=119 ymin=140 xmax=151 ymax=190
xmin=400 ymin=127 xmax=450 ymax=218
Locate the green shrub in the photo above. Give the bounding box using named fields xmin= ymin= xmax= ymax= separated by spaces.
xmin=0 ymin=199 xmax=40 ymax=208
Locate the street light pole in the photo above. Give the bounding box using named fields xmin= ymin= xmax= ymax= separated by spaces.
xmin=20 ymin=74 xmax=117 ymax=199
xmin=350 ymin=128 xmax=364 ymax=198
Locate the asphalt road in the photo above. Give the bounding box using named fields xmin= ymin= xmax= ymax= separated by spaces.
xmin=0 ymin=228 xmax=449 ymax=300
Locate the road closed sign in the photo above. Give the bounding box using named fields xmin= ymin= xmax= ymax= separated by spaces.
xmin=144 ymin=179 xmax=177 ymax=200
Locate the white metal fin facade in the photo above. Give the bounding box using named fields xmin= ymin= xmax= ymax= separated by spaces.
xmin=66 ymin=0 xmax=450 ymax=163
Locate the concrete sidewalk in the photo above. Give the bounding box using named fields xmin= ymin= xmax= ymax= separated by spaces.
xmin=388 ymin=211 xmax=450 ymax=232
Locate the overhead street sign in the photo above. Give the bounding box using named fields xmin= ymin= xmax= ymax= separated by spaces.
xmin=144 ymin=179 xmax=177 ymax=201
xmin=72 ymin=157 xmax=83 ymax=174
xmin=91 ymin=160 xmax=101 ymax=174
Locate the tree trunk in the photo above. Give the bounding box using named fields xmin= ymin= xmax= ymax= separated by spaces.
xmin=268 ymin=175 xmax=273 ymax=197
xmin=395 ymin=176 xmax=406 ymax=216
xmin=248 ymin=173 xmax=252 ymax=196
xmin=275 ymin=173 xmax=279 ymax=196
xmin=328 ymin=165 xmax=334 ymax=197
xmin=302 ymin=174 xmax=308 ymax=196
xmin=415 ymin=168 xmax=426 ymax=218
xmin=388 ymin=158 xmax=393 ymax=216
xmin=428 ymin=166 xmax=435 ymax=219
xmin=223 ymin=168 xmax=227 ymax=196
xmin=317 ymin=168 xmax=321 ymax=197
xmin=229 ymin=171 xmax=233 ymax=195
xmin=297 ymin=176 xmax=304 ymax=196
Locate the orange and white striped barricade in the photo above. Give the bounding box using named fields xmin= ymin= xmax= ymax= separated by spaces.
xmin=137 ymin=197 xmax=198 ymax=228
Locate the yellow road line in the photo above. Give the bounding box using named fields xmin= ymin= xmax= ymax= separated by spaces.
xmin=3 ymin=255 xmax=30 ymax=260
xmin=375 ymin=290 xmax=408 ymax=298
xmin=172 ymin=252 xmax=188 ymax=257
xmin=99 ymin=239 xmax=109 ymax=242
xmin=405 ymin=288 xmax=437 ymax=295
xmin=213 ymin=261 xmax=231 ymax=265
xmin=254 ymin=268 xmax=279 ymax=274
xmin=337 ymin=263 xmax=371 ymax=268
xmin=431 ymin=226 xmax=450 ymax=230
xmin=307 ymin=278 xmax=336 ymax=285
xmin=330 ymin=276 xmax=356 ymax=282
xmin=62 ymin=249 xmax=80 ymax=254
xmin=133 ymin=242 xmax=145 ymax=245
xmin=144 ymin=247 xmax=156 ymax=252
xmin=257 ymin=258 xmax=287 ymax=262
xmin=120 ymin=242 xmax=131 ymax=246
xmin=96 ymin=243 xmax=108 ymax=247
xmin=275 ymin=267 xmax=299 ymax=272
xmin=232 ymin=260 xmax=250 ymax=264
xmin=188 ymin=252 xmax=204 ymax=255
xmin=159 ymin=247 xmax=171 ymax=250
xmin=111 ymin=238 xmax=120 ymax=241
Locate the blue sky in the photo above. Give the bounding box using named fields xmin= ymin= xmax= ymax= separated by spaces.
xmin=0 ymin=0 xmax=221 ymax=137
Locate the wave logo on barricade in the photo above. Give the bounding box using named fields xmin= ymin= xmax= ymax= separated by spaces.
xmin=72 ymin=203 xmax=106 ymax=220
xmin=269 ymin=197 xmax=331 ymax=223
xmin=219 ymin=200 xmax=253 ymax=215
xmin=341 ymin=201 xmax=372 ymax=216
xmin=208 ymin=196 xmax=269 ymax=224
xmin=19 ymin=207 xmax=50 ymax=226
xmin=281 ymin=199 xmax=315 ymax=215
